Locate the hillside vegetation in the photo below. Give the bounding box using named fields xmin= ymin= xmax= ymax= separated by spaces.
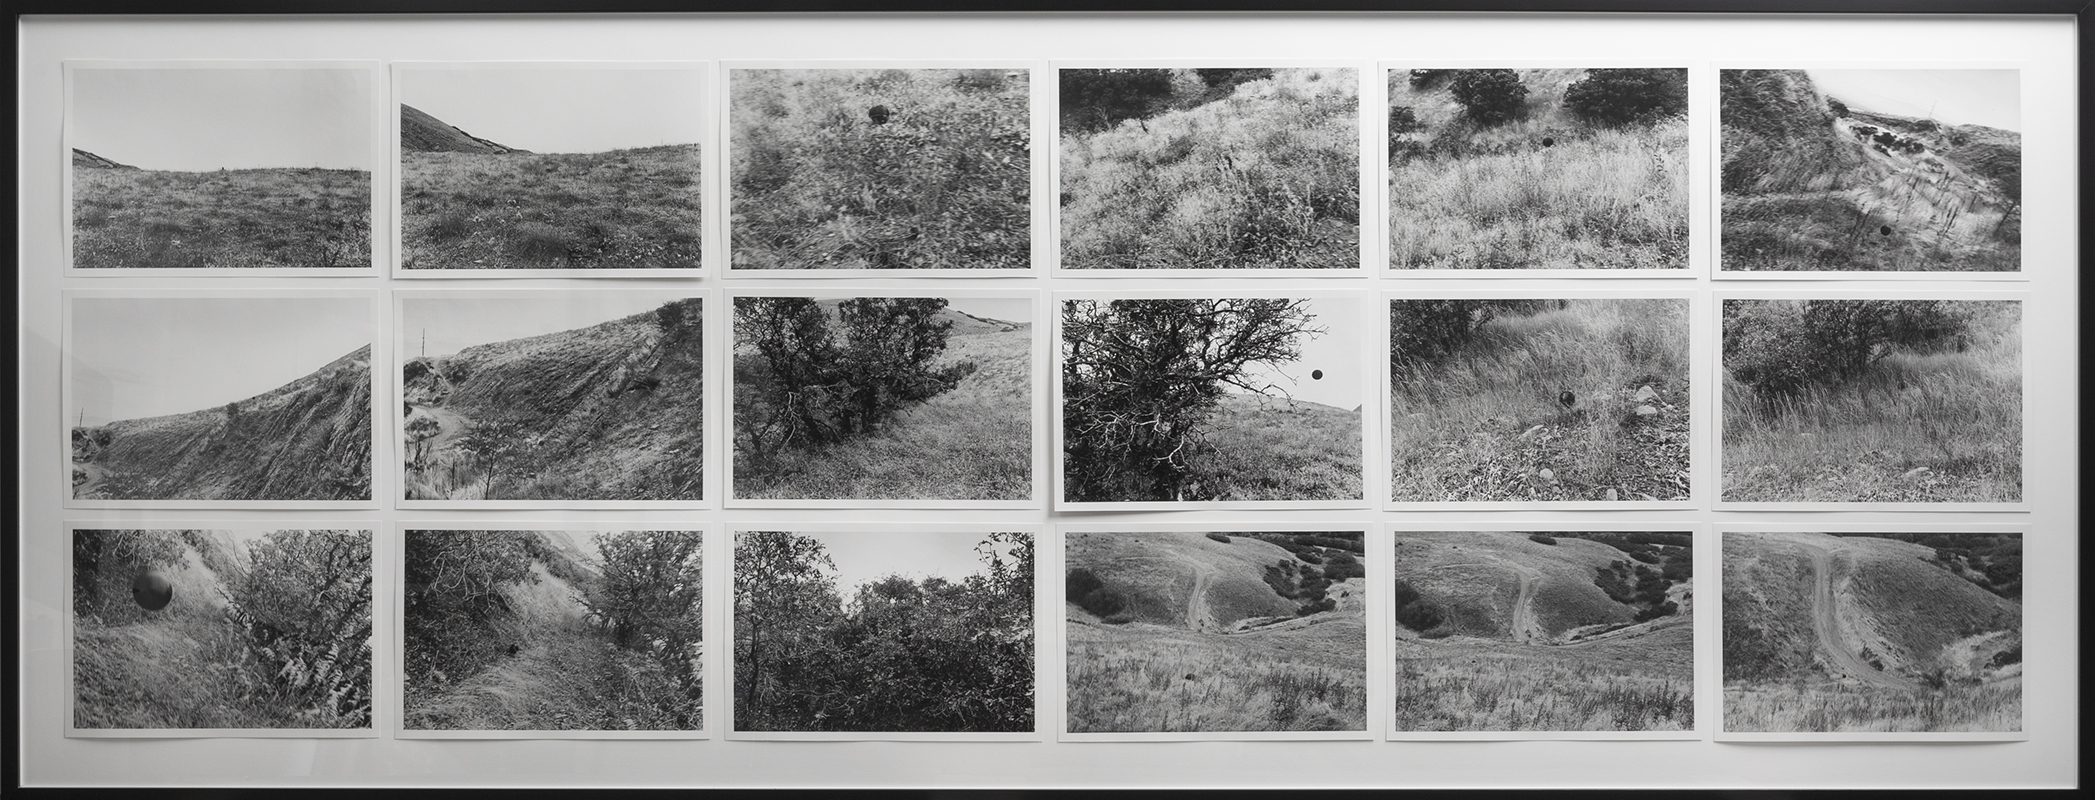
xmin=1388 ymin=68 xmax=1689 ymax=270
xmin=401 ymin=106 xmax=701 ymax=270
xmin=404 ymin=299 xmax=703 ymax=501
xmin=1060 ymin=68 xmax=1358 ymax=270
xmin=1722 ymin=299 xmax=2020 ymax=503
xmin=1390 ymin=299 xmax=1690 ymax=502
xmin=73 ymin=346 xmax=373 ymax=501
xmin=1065 ymin=531 xmax=1367 ymax=732
xmin=1723 ymin=531 xmax=2021 ymax=732
xmin=1389 ymin=530 xmax=1694 ymax=731
xmin=1721 ymin=70 xmax=2020 ymax=272
xmin=404 ymin=529 xmax=704 ymax=731
xmin=734 ymin=302 xmax=1030 ymax=501
xmin=732 ymin=68 xmax=1029 ymax=270
xmin=73 ymin=159 xmax=371 ymax=269
xmin=73 ymin=528 xmax=372 ymax=729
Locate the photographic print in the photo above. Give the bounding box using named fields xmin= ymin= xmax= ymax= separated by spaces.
xmin=1721 ymin=298 xmax=2022 ymax=504
xmin=730 ymin=294 xmax=1033 ymax=504
xmin=1388 ymin=298 xmax=1690 ymax=504
xmin=402 ymin=528 xmax=704 ymax=734
xmin=1059 ymin=296 xmax=1365 ymax=506
xmin=1388 ymin=530 xmax=1694 ymax=736
xmin=1721 ymin=530 xmax=2022 ymax=737
xmin=1720 ymin=69 xmax=2021 ymax=274
xmin=729 ymin=66 xmax=1030 ymax=271
xmin=733 ymin=529 xmax=1035 ymax=737
xmin=67 ymin=63 xmax=376 ymax=271
xmin=66 ymin=293 xmax=374 ymax=506
xmin=1063 ymin=529 xmax=1368 ymax=737
xmin=70 ymin=526 xmax=372 ymax=735
xmin=397 ymin=64 xmax=705 ymax=272
xmin=398 ymin=291 xmax=705 ymax=504
xmin=1058 ymin=66 xmax=1359 ymax=272
xmin=1386 ymin=67 xmax=1689 ymax=271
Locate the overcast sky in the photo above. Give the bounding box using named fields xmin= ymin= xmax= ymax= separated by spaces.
xmin=71 ymin=67 xmax=372 ymax=171
xmin=399 ymin=67 xmax=705 ymax=153
xmin=1808 ymin=68 xmax=2020 ymax=132
xmin=796 ymin=530 xmax=1015 ymax=607
xmin=70 ymin=296 xmax=371 ymax=427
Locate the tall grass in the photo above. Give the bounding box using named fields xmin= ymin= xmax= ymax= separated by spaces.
xmin=1724 ymin=680 xmax=2019 ymax=733
xmin=1388 ymin=69 xmax=1687 ymax=270
xmin=1391 ymin=645 xmax=1693 ymax=732
xmin=731 ymin=68 xmax=1029 ymax=270
xmin=73 ymin=167 xmax=370 ymax=269
xmin=1185 ymin=394 xmax=1362 ymax=501
xmin=402 ymin=144 xmax=700 ymax=270
xmin=1067 ymin=621 xmax=1366 ymax=732
xmin=734 ymin=328 xmax=1031 ymax=500
xmin=1390 ymin=299 xmax=1690 ymax=501
xmin=1721 ymin=303 xmax=2021 ymax=502
xmin=1061 ymin=69 xmax=1357 ymax=271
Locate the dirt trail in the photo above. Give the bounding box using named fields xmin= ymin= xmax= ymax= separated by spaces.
xmin=1507 ymin=564 xmax=1545 ymax=643
xmin=1184 ymin=561 xmax=1216 ymax=632
xmin=1791 ymin=536 xmax=1917 ymax=691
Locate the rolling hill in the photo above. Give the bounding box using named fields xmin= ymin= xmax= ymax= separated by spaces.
xmin=71 ymin=148 xmax=136 ymax=170
xmin=1721 ymin=69 xmax=2020 ymax=272
xmin=400 ymin=104 xmax=528 ymax=155
xmin=403 ymin=299 xmax=703 ymax=501
xmin=72 ymin=347 xmax=373 ymax=501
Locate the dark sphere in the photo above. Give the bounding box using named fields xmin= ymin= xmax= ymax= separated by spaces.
xmin=131 ymin=570 xmax=173 ymax=611
xmin=1558 ymin=390 xmax=1577 ymax=408
xmin=1541 ymin=136 xmax=1555 ymax=147
xmin=868 ymin=104 xmax=891 ymax=125
xmin=1311 ymin=369 xmax=1324 ymax=380
xmin=1880 ymin=225 xmax=1893 ymax=236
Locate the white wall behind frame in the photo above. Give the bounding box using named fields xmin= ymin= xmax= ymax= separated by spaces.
xmin=17 ymin=11 xmax=2076 ymax=790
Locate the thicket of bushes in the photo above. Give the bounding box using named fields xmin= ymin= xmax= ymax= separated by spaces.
xmin=1391 ymin=579 xmax=1448 ymax=635
xmin=736 ymin=297 xmax=974 ymax=459
xmin=1449 ymin=69 xmax=1528 ymax=126
xmin=403 ymin=529 xmax=538 ymax=686
xmin=1564 ymin=69 xmax=1689 ymax=127
xmin=1066 ymin=566 xmax=1131 ymax=623
xmin=1830 ymin=532 xmax=2022 ymax=600
xmin=1724 ymin=299 xmax=1971 ymax=404
xmin=1388 ymin=299 xmax=1569 ymax=380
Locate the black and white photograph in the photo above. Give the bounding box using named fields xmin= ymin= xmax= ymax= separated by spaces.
xmin=1059 ymin=295 xmax=1366 ymax=506
xmin=1063 ymin=529 xmax=1368 ymax=738
xmin=402 ymin=527 xmax=705 ymax=735
xmin=1388 ymin=297 xmax=1690 ymax=504
xmin=398 ymin=291 xmax=705 ymax=505
xmin=1721 ymin=530 xmax=2022 ymax=738
xmin=397 ymin=64 xmax=705 ymax=272
xmin=70 ymin=526 xmax=373 ymax=735
xmin=1720 ymin=68 xmax=2021 ymax=274
xmin=733 ymin=529 xmax=1035 ymax=738
xmin=1058 ymin=66 xmax=1360 ymax=272
xmin=729 ymin=65 xmax=1030 ymax=272
xmin=66 ymin=292 xmax=374 ymax=506
xmin=1721 ymin=297 xmax=2022 ymax=504
xmin=730 ymin=293 xmax=1033 ymax=505
xmin=1388 ymin=530 xmax=1694 ymax=737
xmin=1385 ymin=67 xmax=1689 ymax=271
xmin=67 ymin=63 xmax=377 ymax=271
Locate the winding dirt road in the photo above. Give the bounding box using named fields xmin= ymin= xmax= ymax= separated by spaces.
xmin=1508 ymin=564 xmax=1545 ymax=644
xmin=1184 ymin=561 xmax=1216 ymax=632
xmin=1792 ymin=536 xmax=1917 ymax=691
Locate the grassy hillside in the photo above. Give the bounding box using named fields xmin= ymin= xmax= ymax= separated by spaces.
xmin=1722 ymin=300 xmax=2020 ymax=503
xmin=1391 ymin=299 xmax=1690 ymax=502
xmin=1065 ymin=531 xmax=1367 ymax=732
xmin=1388 ymin=68 xmax=1689 ymax=270
xmin=402 ymin=136 xmax=700 ymax=270
xmin=733 ymin=313 xmax=1031 ymax=501
xmin=1721 ymin=69 xmax=2019 ymax=272
xmin=1389 ymin=530 xmax=1694 ymax=731
xmin=73 ymin=346 xmax=373 ymax=501
xmin=73 ymin=165 xmax=371 ymax=269
xmin=1723 ymin=531 xmax=2021 ymax=732
xmin=404 ymin=300 xmax=703 ymax=501
xmin=1061 ymin=68 xmax=1357 ymax=271
xmin=1182 ymin=393 xmax=1362 ymax=502
xmin=731 ymin=68 xmax=1030 ymax=270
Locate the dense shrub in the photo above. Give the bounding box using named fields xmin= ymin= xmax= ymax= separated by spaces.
xmin=736 ymin=297 xmax=972 ymax=454
xmin=71 ymin=529 xmax=184 ymax=621
xmin=1391 ymin=578 xmax=1446 ymax=632
xmin=1449 ymin=70 xmax=1528 ymax=126
xmin=1563 ymin=69 xmax=1688 ymax=127
xmin=1528 ymin=534 xmax=1558 ymax=546
xmin=1203 ymin=532 xmax=1232 ymax=544
xmin=1060 ymin=69 xmax=1178 ymax=134
xmin=402 ymin=529 xmax=538 ymax=684
xmin=1388 ymin=299 xmax=1488 ymax=380
xmin=1724 ymin=299 xmax=1972 ymax=403
xmin=1066 ymin=567 xmax=1129 ymax=620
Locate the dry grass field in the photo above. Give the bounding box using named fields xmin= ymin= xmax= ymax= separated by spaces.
xmin=403 ymin=145 xmax=701 ymax=271
xmin=73 ymin=166 xmax=371 ymax=269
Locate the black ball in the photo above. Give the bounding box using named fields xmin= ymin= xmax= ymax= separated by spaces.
xmin=131 ymin=570 xmax=173 ymax=611
xmin=1880 ymin=225 xmax=1893 ymax=236
xmin=1558 ymin=391 xmax=1576 ymax=408
xmin=868 ymin=105 xmax=891 ymax=125
xmin=1541 ymin=136 xmax=1554 ymax=147
xmin=1311 ymin=369 xmax=1324 ymax=380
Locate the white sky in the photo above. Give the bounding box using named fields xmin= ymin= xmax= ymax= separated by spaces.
xmin=70 ymin=297 xmax=371 ymax=427
xmin=801 ymin=530 xmax=1010 ymax=606
xmin=1227 ymin=297 xmax=1363 ymax=411
xmin=70 ymin=67 xmax=371 ymax=171
xmin=399 ymin=67 xmax=706 ymax=153
xmin=403 ymin=293 xmax=697 ymax=358
xmin=1808 ymin=69 xmax=2020 ymax=132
